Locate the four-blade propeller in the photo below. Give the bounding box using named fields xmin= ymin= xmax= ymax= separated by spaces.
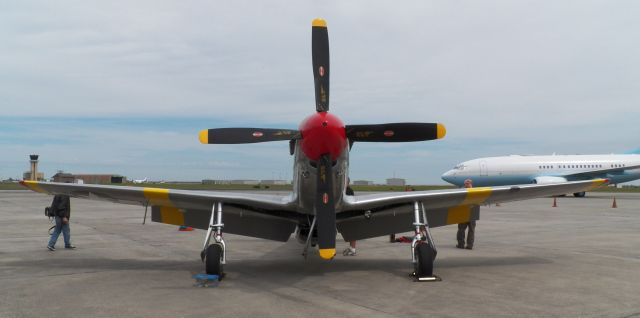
xmin=199 ymin=18 xmax=446 ymax=260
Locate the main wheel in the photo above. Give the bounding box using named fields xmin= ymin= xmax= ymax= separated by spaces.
xmin=205 ymin=244 xmax=223 ymax=276
xmin=573 ymin=192 xmax=586 ymax=198
xmin=414 ymin=243 xmax=435 ymax=277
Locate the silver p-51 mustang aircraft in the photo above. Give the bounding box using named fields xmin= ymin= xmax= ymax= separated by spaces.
xmin=21 ymin=19 xmax=607 ymax=281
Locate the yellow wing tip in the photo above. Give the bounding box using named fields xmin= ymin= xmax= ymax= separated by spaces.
xmin=318 ymin=248 xmax=335 ymax=260
xmin=436 ymin=123 xmax=447 ymax=139
xmin=312 ymin=18 xmax=327 ymax=27
xmin=198 ymin=130 xmax=209 ymax=144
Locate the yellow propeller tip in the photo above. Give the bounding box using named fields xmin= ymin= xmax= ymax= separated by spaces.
xmin=198 ymin=130 xmax=209 ymax=144
xmin=312 ymin=18 xmax=327 ymax=27
xmin=318 ymin=248 xmax=335 ymax=260
xmin=436 ymin=123 xmax=447 ymax=139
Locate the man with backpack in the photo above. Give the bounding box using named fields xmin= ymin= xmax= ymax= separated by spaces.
xmin=47 ymin=194 xmax=76 ymax=251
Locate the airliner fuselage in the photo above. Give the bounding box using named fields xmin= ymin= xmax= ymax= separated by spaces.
xmin=442 ymin=154 xmax=640 ymax=187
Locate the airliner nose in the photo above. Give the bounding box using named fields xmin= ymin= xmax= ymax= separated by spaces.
xmin=441 ymin=170 xmax=456 ymax=183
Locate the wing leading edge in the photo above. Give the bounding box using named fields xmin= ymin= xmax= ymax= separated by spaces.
xmin=336 ymin=179 xmax=608 ymax=241
xmin=20 ymin=181 xmax=300 ymax=242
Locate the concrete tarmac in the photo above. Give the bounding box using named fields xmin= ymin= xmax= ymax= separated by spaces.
xmin=1 ymin=190 xmax=639 ymax=318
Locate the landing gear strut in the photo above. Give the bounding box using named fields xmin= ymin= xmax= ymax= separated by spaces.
xmin=411 ymin=201 xmax=440 ymax=282
xmin=201 ymin=202 xmax=226 ymax=278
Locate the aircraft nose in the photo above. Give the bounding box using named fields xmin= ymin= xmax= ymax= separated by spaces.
xmin=441 ymin=170 xmax=456 ymax=183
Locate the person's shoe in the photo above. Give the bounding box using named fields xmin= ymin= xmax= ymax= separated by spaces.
xmin=465 ymin=246 xmax=473 ymax=250
xmin=342 ymin=247 xmax=357 ymax=256
xmin=47 ymin=245 xmax=55 ymax=251
xmin=456 ymin=244 xmax=465 ymax=249
xmin=65 ymin=245 xmax=76 ymax=249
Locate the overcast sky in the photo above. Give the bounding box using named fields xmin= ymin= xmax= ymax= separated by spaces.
xmin=2 ymin=1 xmax=639 ymax=184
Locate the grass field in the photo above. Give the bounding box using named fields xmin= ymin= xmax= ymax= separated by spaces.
xmin=4 ymin=181 xmax=640 ymax=193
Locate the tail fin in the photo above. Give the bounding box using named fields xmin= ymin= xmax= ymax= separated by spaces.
xmin=624 ymin=148 xmax=640 ymax=154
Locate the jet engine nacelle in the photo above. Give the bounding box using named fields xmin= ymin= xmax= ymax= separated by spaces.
xmin=533 ymin=176 xmax=568 ymax=184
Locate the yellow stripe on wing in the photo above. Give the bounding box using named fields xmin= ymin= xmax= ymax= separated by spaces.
xmin=159 ymin=206 xmax=185 ymax=226
xmin=585 ymin=178 xmax=609 ymax=191
xmin=461 ymin=187 xmax=493 ymax=205
xmin=447 ymin=205 xmax=472 ymax=224
xmin=143 ymin=188 xmax=173 ymax=207
xmin=144 ymin=188 xmax=185 ymax=226
xmin=20 ymin=180 xmax=48 ymax=194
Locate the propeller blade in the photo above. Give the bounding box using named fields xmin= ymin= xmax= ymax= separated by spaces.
xmin=345 ymin=123 xmax=446 ymax=142
xmin=312 ymin=18 xmax=330 ymax=112
xmin=315 ymin=154 xmax=336 ymax=260
xmin=199 ymin=128 xmax=301 ymax=144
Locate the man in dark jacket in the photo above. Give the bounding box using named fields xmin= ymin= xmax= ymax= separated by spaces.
xmin=47 ymin=194 xmax=75 ymax=251
xmin=456 ymin=179 xmax=476 ymax=250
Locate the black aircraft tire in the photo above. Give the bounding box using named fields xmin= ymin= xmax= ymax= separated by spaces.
xmin=573 ymin=192 xmax=586 ymax=198
xmin=205 ymin=244 xmax=223 ymax=277
xmin=414 ymin=243 xmax=434 ymax=277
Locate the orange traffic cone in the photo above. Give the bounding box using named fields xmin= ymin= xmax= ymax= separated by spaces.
xmin=612 ymin=196 xmax=617 ymax=208
xmin=552 ymin=197 xmax=557 ymax=207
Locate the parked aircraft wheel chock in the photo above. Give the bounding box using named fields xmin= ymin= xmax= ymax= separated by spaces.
xmin=201 ymin=202 xmax=226 ymax=278
xmin=410 ymin=202 xmax=440 ymax=282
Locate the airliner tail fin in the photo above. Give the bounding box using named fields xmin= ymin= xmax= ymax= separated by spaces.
xmin=624 ymin=148 xmax=640 ymax=154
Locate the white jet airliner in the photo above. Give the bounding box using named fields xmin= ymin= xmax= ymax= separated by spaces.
xmin=132 ymin=178 xmax=148 ymax=184
xmin=442 ymin=153 xmax=640 ymax=197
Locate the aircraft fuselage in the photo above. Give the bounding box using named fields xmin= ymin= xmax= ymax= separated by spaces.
xmin=292 ymin=111 xmax=350 ymax=214
xmin=442 ymin=154 xmax=640 ymax=187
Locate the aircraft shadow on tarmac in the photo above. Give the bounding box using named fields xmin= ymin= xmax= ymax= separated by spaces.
xmin=5 ymin=254 xmax=550 ymax=282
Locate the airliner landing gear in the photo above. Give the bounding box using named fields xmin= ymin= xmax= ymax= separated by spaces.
xmin=573 ymin=192 xmax=586 ymax=198
xmin=201 ymin=202 xmax=226 ymax=278
xmin=411 ymin=202 xmax=440 ymax=282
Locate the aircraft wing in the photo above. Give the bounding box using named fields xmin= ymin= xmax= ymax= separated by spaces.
xmin=336 ymin=179 xmax=607 ymax=241
xmin=20 ymin=181 xmax=300 ymax=242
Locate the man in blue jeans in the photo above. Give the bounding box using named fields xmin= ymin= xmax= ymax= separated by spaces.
xmin=47 ymin=194 xmax=76 ymax=251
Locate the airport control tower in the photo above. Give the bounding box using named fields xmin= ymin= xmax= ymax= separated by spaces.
xmin=29 ymin=154 xmax=39 ymax=181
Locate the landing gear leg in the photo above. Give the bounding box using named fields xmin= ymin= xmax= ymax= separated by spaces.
xmin=301 ymin=216 xmax=317 ymax=259
xmin=201 ymin=202 xmax=226 ymax=278
xmin=411 ymin=201 xmax=440 ymax=282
